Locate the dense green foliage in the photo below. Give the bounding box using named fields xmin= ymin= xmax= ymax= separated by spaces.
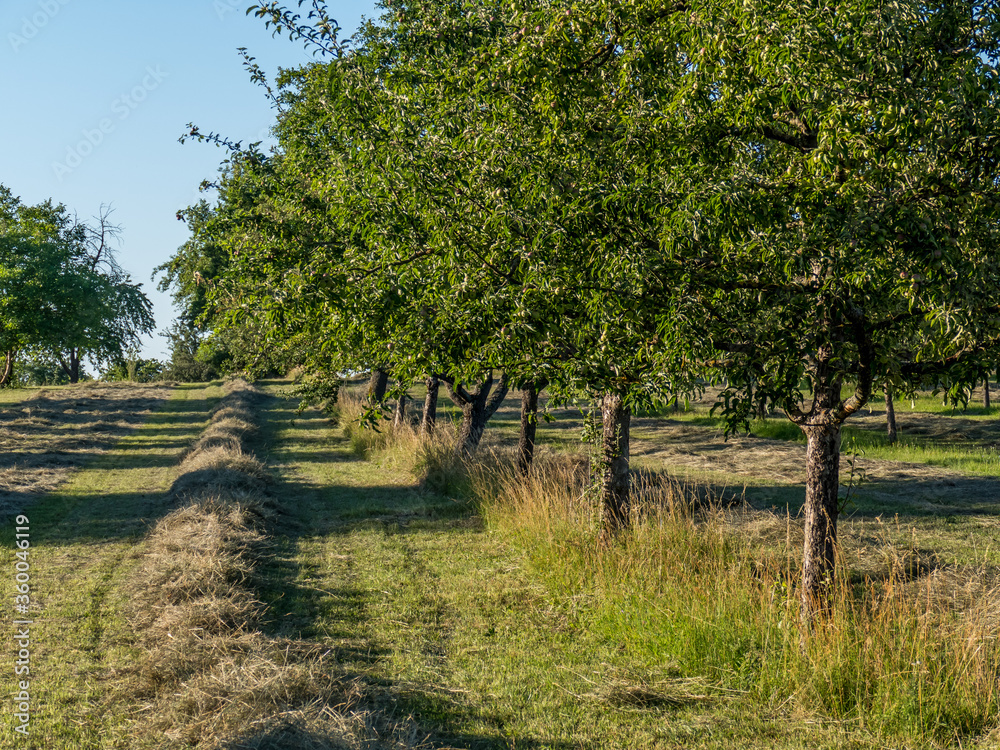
xmin=178 ymin=0 xmax=1000 ymax=407
xmin=154 ymin=201 xmax=232 ymax=380
xmin=167 ymin=0 xmax=1000 ymax=613
xmin=0 ymin=185 xmax=155 ymax=383
xmin=101 ymin=356 xmax=165 ymax=384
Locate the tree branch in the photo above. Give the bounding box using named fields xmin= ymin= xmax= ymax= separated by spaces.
xmin=484 ymin=371 xmax=510 ymax=419
xmin=443 ymin=378 xmax=472 ymax=406
xmin=760 ymin=125 xmax=818 ymax=152
xmin=836 ymin=306 xmax=875 ymax=420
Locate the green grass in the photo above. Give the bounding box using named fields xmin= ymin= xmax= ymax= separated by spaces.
xmin=256 ymin=395 xmax=807 ymax=748
xmin=650 ymin=393 xmax=1000 ymax=478
xmin=5 ymin=380 xmax=1000 ymax=748
xmin=0 ymin=387 xmax=34 ymax=407
xmin=843 ymin=436 xmax=1000 ymax=475
xmin=0 ymin=382 xmax=225 ymax=747
xmin=250 ymin=384 xmax=1000 ymax=749
xmin=468 ymin=461 xmax=1000 ymax=749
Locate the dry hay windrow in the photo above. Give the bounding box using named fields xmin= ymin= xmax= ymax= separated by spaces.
xmin=0 ymin=381 xmax=172 ymax=517
xmin=123 ymin=379 xmax=426 ymax=750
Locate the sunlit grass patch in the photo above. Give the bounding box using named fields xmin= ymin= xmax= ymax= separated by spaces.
xmin=461 ymin=452 xmax=1000 ymax=747
xmin=0 ymin=382 xmax=226 ymax=748
xmin=237 ymin=381 xmax=1000 ymax=748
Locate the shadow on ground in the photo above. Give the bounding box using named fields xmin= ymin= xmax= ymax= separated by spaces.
xmin=0 ymin=382 xmax=225 ymax=539
xmin=220 ymin=391 xmax=580 ymax=750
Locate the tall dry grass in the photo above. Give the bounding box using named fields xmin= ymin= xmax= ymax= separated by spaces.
xmin=336 ymin=390 xmax=472 ymax=496
xmin=155 ymin=382 xmax=1000 ymax=746
xmin=348 ymin=396 xmax=1000 ymax=746
xmin=458 ymin=456 xmax=1000 ymax=745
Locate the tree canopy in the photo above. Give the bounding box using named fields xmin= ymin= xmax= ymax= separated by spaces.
xmin=0 ymin=187 xmax=155 ymax=383
xmin=169 ymin=0 xmax=1000 ymax=618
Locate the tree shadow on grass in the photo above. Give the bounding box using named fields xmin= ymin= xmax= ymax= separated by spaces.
xmin=0 ymin=385 xmax=228 ymax=541
xmin=240 ymin=504 xmax=568 ymax=750
xmin=222 ymin=710 xmax=577 ymax=750
xmin=244 ymin=388 xmax=1000 ymax=750
xmin=232 ymin=392 xmax=581 ymax=750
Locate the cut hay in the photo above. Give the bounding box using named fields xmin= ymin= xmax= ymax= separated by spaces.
xmin=124 ymin=379 xmax=426 ymax=749
xmin=0 ymin=381 xmax=172 ymax=517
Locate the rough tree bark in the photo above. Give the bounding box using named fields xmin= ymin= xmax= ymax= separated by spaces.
xmin=789 ymin=315 xmax=874 ymax=625
xmin=0 ymin=350 xmax=15 ymax=387
xmin=754 ymin=384 xmax=768 ymax=419
xmin=599 ymin=392 xmax=631 ymax=543
xmin=367 ymin=369 xmax=389 ymax=403
xmin=800 ymin=419 xmax=842 ymax=619
xmin=420 ymin=377 xmax=439 ymax=437
xmin=885 ymin=386 xmax=897 ymax=445
xmin=516 ymin=379 xmax=546 ymax=477
xmin=444 ymin=372 xmax=510 ymax=457
xmin=984 ymin=378 xmax=991 ymax=410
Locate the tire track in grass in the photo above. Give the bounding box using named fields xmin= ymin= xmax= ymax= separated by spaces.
xmin=250 ymin=388 xmax=472 ymax=746
xmin=259 ymin=392 xmax=900 ymax=750
xmin=256 ymin=391 xmax=540 ymax=748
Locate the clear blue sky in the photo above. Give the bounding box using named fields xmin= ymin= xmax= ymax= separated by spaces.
xmin=0 ymin=0 xmax=379 ymax=361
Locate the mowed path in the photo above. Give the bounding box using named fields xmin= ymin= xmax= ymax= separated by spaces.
xmin=252 ymin=387 xmax=878 ymax=750
xmin=0 ymin=382 xmax=225 ymax=749
xmin=0 ymin=382 xmax=174 ymax=517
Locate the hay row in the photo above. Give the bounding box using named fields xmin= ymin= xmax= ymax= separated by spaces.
xmin=122 ymin=379 xmax=422 ymax=749
xmin=0 ymin=381 xmax=171 ymax=517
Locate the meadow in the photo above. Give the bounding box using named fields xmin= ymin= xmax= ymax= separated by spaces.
xmin=1 ymin=378 xmax=999 ymax=749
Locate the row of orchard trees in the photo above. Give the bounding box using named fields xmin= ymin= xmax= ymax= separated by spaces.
xmin=174 ymin=0 xmax=1000 ymax=621
xmin=0 ymin=186 xmax=154 ymax=383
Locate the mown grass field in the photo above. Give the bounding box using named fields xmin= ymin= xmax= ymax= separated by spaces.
xmin=0 ymin=381 xmax=226 ymax=747
xmin=1 ymin=378 xmax=999 ymax=749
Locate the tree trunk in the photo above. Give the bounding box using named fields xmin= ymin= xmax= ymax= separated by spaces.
xmin=456 ymin=403 xmax=488 ymax=457
xmin=599 ymin=392 xmax=631 ymax=542
xmin=445 ymin=372 xmax=510 ymax=458
xmin=517 ymin=381 xmax=544 ymax=477
xmin=755 ymin=389 xmax=768 ymax=419
xmin=59 ymin=350 xmax=82 ymax=384
xmin=800 ymin=422 xmax=842 ymax=622
xmin=790 ymin=309 xmax=874 ymax=627
xmin=984 ymin=378 xmax=991 ymax=410
xmin=885 ymin=386 xmax=897 ymax=445
xmin=392 ymin=392 xmax=407 ymax=430
xmin=420 ymin=377 xmax=439 ymax=437
xmin=367 ymin=369 xmax=389 ymax=403
xmin=0 ymin=350 xmax=15 ymax=387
